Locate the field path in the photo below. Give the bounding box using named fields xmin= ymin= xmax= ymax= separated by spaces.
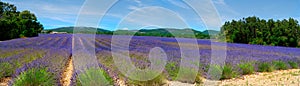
xmin=61 ymin=56 xmax=73 ymax=86
xmin=163 ymin=69 xmax=300 ymax=86
xmin=0 ymin=77 xmax=11 ymax=86
xmin=220 ymin=69 xmax=300 ymax=86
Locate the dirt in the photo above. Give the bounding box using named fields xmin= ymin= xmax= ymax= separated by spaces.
xmin=116 ymin=78 xmax=126 ymax=86
xmin=165 ymin=69 xmax=300 ymax=86
xmin=61 ymin=57 xmax=73 ymax=86
xmin=167 ymin=81 xmax=195 ymax=86
xmin=220 ymin=69 xmax=300 ymax=86
xmin=0 ymin=77 xmax=11 ymax=86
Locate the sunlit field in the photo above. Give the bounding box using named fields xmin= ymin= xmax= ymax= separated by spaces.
xmin=1 ymin=34 xmax=300 ymax=85
xmin=1 ymin=0 xmax=300 ymax=86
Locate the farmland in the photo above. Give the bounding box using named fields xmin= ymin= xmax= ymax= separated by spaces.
xmin=1 ymin=34 xmax=300 ymax=86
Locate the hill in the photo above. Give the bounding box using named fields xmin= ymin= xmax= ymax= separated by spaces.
xmin=44 ymin=27 xmax=113 ymax=34
xmin=202 ymin=30 xmax=220 ymax=35
xmin=44 ymin=27 xmax=219 ymax=39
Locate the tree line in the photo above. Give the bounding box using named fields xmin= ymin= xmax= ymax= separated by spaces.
xmin=0 ymin=1 xmax=43 ymax=41
xmin=219 ymin=16 xmax=300 ymax=47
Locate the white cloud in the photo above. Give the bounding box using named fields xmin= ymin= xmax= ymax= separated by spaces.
xmin=120 ymin=27 xmax=129 ymax=30
xmin=118 ymin=6 xmax=189 ymax=30
xmin=128 ymin=5 xmax=140 ymax=11
xmin=133 ymin=0 xmax=142 ymax=6
xmin=183 ymin=0 xmax=223 ymax=30
xmin=167 ymin=0 xmax=190 ymax=9
xmin=212 ymin=0 xmax=240 ymax=22
xmin=213 ymin=0 xmax=226 ymax=5
xmin=46 ymin=16 xmax=75 ymax=24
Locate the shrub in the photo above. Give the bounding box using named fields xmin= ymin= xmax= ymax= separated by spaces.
xmin=195 ymin=73 xmax=203 ymax=85
xmin=273 ymin=61 xmax=288 ymax=70
xmin=207 ymin=64 xmax=223 ymax=80
xmin=176 ymin=67 xmax=199 ymax=83
xmin=221 ymin=65 xmax=238 ymax=79
xmin=258 ymin=62 xmax=274 ymax=72
xmin=0 ymin=62 xmax=14 ymax=78
xmin=13 ymin=68 xmax=55 ymax=86
xmin=76 ymin=68 xmax=113 ymax=86
xmin=238 ymin=62 xmax=255 ymax=75
xmin=165 ymin=62 xmax=179 ymax=80
xmin=288 ymin=61 xmax=298 ymax=69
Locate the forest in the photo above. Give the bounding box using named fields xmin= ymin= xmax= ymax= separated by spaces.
xmin=219 ymin=16 xmax=300 ymax=47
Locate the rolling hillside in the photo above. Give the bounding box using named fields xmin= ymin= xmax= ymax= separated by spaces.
xmin=44 ymin=27 xmax=219 ymax=39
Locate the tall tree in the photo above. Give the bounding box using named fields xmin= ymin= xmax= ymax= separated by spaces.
xmin=219 ymin=16 xmax=300 ymax=47
xmin=0 ymin=1 xmax=43 ymax=40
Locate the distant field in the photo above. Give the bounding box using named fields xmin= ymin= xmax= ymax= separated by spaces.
xmin=0 ymin=34 xmax=300 ymax=86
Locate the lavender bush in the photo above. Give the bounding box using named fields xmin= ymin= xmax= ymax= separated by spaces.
xmin=0 ymin=34 xmax=300 ymax=85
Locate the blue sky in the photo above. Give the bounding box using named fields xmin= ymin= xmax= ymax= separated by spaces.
xmin=2 ymin=0 xmax=300 ymax=31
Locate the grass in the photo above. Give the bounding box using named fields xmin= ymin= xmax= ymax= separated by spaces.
xmin=238 ymin=62 xmax=255 ymax=75
xmin=0 ymin=50 xmax=46 ymax=80
xmin=0 ymin=62 xmax=14 ymax=78
xmin=76 ymin=68 xmax=114 ymax=86
xmin=194 ymin=72 xmax=203 ymax=85
xmin=165 ymin=62 xmax=179 ymax=80
xmin=207 ymin=64 xmax=238 ymax=80
xmin=273 ymin=61 xmax=288 ymax=70
xmin=258 ymin=62 xmax=275 ymax=72
xmin=207 ymin=64 xmax=223 ymax=80
xmin=221 ymin=64 xmax=238 ymax=79
xmin=0 ymin=49 xmax=26 ymax=58
xmin=288 ymin=61 xmax=298 ymax=69
xmin=176 ymin=67 xmax=199 ymax=83
xmin=13 ymin=68 xmax=55 ymax=86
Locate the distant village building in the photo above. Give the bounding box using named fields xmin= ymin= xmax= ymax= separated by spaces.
xmin=50 ymin=31 xmax=68 ymax=34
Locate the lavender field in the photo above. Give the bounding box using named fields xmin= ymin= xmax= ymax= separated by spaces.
xmin=1 ymin=34 xmax=300 ymax=86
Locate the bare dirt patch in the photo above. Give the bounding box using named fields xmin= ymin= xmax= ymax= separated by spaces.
xmin=61 ymin=57 xmax=73 ymax=86
xmin=167 ymin=81 xmax=195 ymax=86
xmin=220 ymin=69 xmax=300 ymax=86
xmin=116 ymin=78 xmax=126 ymax=86
xmin=163 ymin=69 xmax=300 ymax=86
xmin=0 ymin=77 xmax=11 ymax=86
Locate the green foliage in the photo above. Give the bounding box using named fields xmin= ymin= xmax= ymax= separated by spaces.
xmin=273 ymin=61 xmax=288 ymax=70
xmin=288 ymin=61 xmax=298 ymax=69
xmin=219 ymin=16 xmax=300 ymax=47
xmin=176 ymin=67 xmax=199 ymax=83
xmin=122 ymin=28 xmax=211 ymax=39
xmin=194 ymin=73 xmax=203 ymax=85
xmin=76 ymin=68 xmax=113 ymax=86
xmin=238 ymin=62 xmax=255 ymax=75
xmin=47 ymin=27 xmax=214 ymax=39
xmin=165 ymin=62 xmax=179 ymax=80
xmin=0 ymin=62 xmax=13 ymax=78
xmin=0 ymin=49 xmax=25 ymax=58
xmin=221 ymin=65 xmax=238 ymax=79
xmin=208 ymin=64 xmax=223 ymax=80
xmin=13 ymin=68 xmax=55 ymax=86
xmin=258 ymin=62 xmax=275 ymax=72
xmin=0 ymin=1 xmax=43 ymax=41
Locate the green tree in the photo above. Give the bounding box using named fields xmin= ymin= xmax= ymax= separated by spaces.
xmin=0 ymin=1 xmax=43 ymax=40
xmin=219 ymin=16 xmax=300 ymax=47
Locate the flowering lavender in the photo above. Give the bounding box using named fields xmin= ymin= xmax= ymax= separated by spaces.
xmin=1 ymin=34 xmax=300 ymax=85
xmin=0 ymin=34 xmax=72 ymax=85
xmin=93 ymin=34 xmax=300 ymax=83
